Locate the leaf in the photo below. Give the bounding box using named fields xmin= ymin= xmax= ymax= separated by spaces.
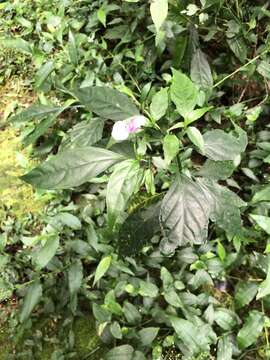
xmin=150 ymin=88 xmax=168 ymax=121
xmin=105 ymin=345 xmax=134 ymax=360
xmin=21 ymin=147 xmax=125 ymax=189
xmin=170 ymin=69 xmax=198 ymax=118
xmin=35 ymin=61 xmax=54 ymax=89
xmin=94 ymin=256 xmax=112 ymax=285
xmin=10 ymin=104 xmax=61 ymax=124
xmin=227 ymin=37 xmax=247 ymax=63
xmin=68 ymin=30 xmax=78 ymax=65
xmin=217 ymin=335 xmax=233 ymax=360
xmin=160 ymin=267 xmax=174 ymax=291
xmin=214 ymin=308 xmax=238 ymax=330
xmin=110 ymin=322 xmax=122 ymax=339
xmin=169 ymin=316 xmax=216 ymax=356
xmin=55 ymin=213 xmax=82 ymax=230
xmin=198 ymin=160 xmax=235 ymax=180
xmin=237 ymin=311 xmax=264 ymax=349
xmin=74 ymin=86 xmax=139 ymax=121
xmin=62 ymin=119 xmax=104 ymax=149
xmin=123 ymin=301 xmax=142 ymax=324
xmin=257 ymin=265 xmax=270 ymax=299
xmin=119 ymin=201 xmax=160 ymax=255
xmin=150 ymin=0 xmax=168 ymax=32
xmin=191 ymin=49 xmax=213 ymax=88
xmin=184 ymin=106 xmax=213 ymax=126
xmin=20 ymin=282 xmax=42 ymax=322
xmin=163 ymin=134 xmax=180 ymax=165
xmin=235 ymin=282 xmax=258 ymax=308
xmin=138 ymin=327 xmax=159 ymax=346
xmin=0 ymin=37 xmax=32 ymax=54
xmin=92 ymin=303 xmax=111 ymax=323
xmin=203 ymin=129 xmax=243 ymax=161
xmin=187 ymin=127 xmax=204 ymax=153
xmin=33 ymin=234 xmax=59 ymax=269
xmin=160 ymin=175 xmax=211 ymax=250
xmin=97 ymin=8 xmax=106 ymax=27
xmin=252 ymin=186 xmax=270 ymax=203
xmin=217 ymin=241 xmax=226 ymax=262
xmin=250 ymin=214 xmax=270 ymax=235
xmin=257 ymin=60 xmax=270 ymax=79
xmin=106 ymin=160 xmax=143 ymax=228
xmin=23 ymin=116 xmax=57 ymax=147
xmin=139 ymin=280 xmax=159 ymax=298
xmin=68 ymin=260 xmax=83 ymax=295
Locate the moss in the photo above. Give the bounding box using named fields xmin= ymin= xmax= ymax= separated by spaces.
xmin=0 ymin=323 xmax=13 ymax=359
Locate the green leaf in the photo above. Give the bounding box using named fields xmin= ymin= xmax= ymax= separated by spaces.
xmin=33 ymin=234 xmax=59 ymax=269
xmin=160 ymin=175 xmax=211 ymax=250
xmin=217 ymin=241 xmax=226 ymax=262
xmin=250 ymin=214 xmax=270 ymax=235
xmin=171 ymin=69 xmax=198 ymax=118
xmin=150 ymin=88 xmax=168 ymax=121
xmin=139 ymin=280 xmax=159 ymax=298
xmin=169 ymin=316 xmax=216 ymax=356
xmin=214 ymin=308 xmax=238 ymax=330
xmin=163 ymin=134 xmax=180 ymax=165
xmin=257 ymin=265 xmax=270 ymax=299
xmin=22 ymin=147 xmax=125 ymax=189
xmin=203 ymin=129 xmax=243 ymax=161
xmin=160 ymin=267 xmax=174 ymax=291
xmin=106 ymin=160 xmax=143 ymax=228
xmin=235 ymin=282 xmax=258 ymax=308
xmin=237 ymin=311 xmax=264 ymax=349
xmin=150 ymin=0 xmax=168 ymax=32
xmin=123 ymin=301 xmax=142 ymax=324
xmin=227 ymin=37 xmax=247 ymax=63
xmin=257 ymin=60 xmax=270 ymax=79
xmin=35 ymin=61 xmax=54 ymax=89
xmin=54 ymin=213 xmax=82 ymax=230
xmin=184 ymin=106 xmax=213 ymax=126
xmin=74 ymin=86 xmax=139 ymax=121
xmin=94 ymin=256 xmax=112 ymax=285
xmin=187 ymin=126 xmax=204 ymax=153
xmin=217 ymin=335 xmax=233 ymax=360
xmin=191 ymin=49 xmax=213 ymax=88
xmin=68 ymin=260 xmax=83 ymax=295
xmin=92 ymin=303 xmax=111 ymax=323
xmin=110 ymin=322 xmax=122 ymax=339
xmin=68 ymin=30 xmax=78 ymax=65
xmin=198 ymin=160 xmax=235 ymax=180
xmin=0 ymin=37 xmax=32 ymax=54
xmin=252 ymin=186 xmax=270 ymax=203
xmin=20 ymin=282 xmax=42 ymax=322
xmin=164 ymin=289 xmax=183 ymax=308
xmin=105 ymin=345 xmax=134 ymax=360
xmin=97 ymin=8 xmax=106 ymax=27
xmin=23 ymin=116 xmax=57 ymax=147
xmin=62 ymin=119 xmax=104 ymax=149
xmin=138 ymin=327 xmax=159 ymax=346
xmin=10 ymin=104 xmax=61 ymax=124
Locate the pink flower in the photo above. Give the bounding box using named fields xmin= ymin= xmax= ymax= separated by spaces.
xmin=112 ymin=115 xmax=147 ymax=141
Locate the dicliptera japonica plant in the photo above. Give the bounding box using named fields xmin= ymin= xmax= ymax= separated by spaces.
xmin=16 ymin=68 xmax=247 ymax=256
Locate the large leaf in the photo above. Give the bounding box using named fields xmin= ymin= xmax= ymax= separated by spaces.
xmin=22 ymin=147 xmax=125 ymax=189
xmin=105 ymin=345 xmax=134 ymax=360
xmin=235 ymin=282 xmax=258 ymax=308
xmin=150 ymin=88 xmax=168 ymax=121
xmin=170 ymin=69 xmax=198 ymax=118
xmin=20 ymin=281 xmax=42 ymax=322
xmin=169 ymin=316 xmax=216 ymax=356
xmin=250 ymin=214 xmax=270 ymax=235
xmin=74 ymin=86 xmax=139 ymax=121
xmin=10 ymin=104 xmax=62 ymax=124
xmin=203 ymin=129 xmax=244 ymax=161
xmin=23 ymin=116 xmax=57 ymax=147
xmin=61 ymin=119 xmax=104 ymax=149
xmin=35 ymin=61 xmax=54 ymax=89
xmin=198 ymin=160 xmax=235 ymax=180
xmin=217 ymin=335 xmax=233 ymax=360
xmin=160 ymin=175 xmax=211 ymax=250
xmin=237 ymin=311 xmax=264 ymax=349
xmin=227 ymin=37 xmax=247 ymax=63
xmin=150 ymin=0 xmax=168 ymax=32
xmin=33 ymin=234 xmax=59 ymax=269
xmin=106 ymin=159 xmax=143 ymax=228
xmin=191 ymin=49 xmax=213 ymax=88
xmin=0 ymin=37 xmax=32 ymax=54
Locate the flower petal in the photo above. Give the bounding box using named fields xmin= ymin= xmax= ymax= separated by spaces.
xmin=112 ymin=121 xmax=129 ymax=141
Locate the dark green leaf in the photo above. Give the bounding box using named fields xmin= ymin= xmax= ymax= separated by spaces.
xmin=35 ymin=61 xmax=54 ymax=89
xmin=123 ymin=301 xmax=142 ymax=324
xmin=138 ymin=327 xmax=159 ymax=346
xmin=150 ymin=88 xmax=168 ymax=121
xmin=227 ymin=37 xmax=247 ymax=63
xmin=22 ymin=147 xmax=125 ymax=189
xmin=237 ymin=311 xmax=264 ymax=349
xmin=10 ymin=104 xmax=61 ymax=124
xmin=191 ymin=49 xmax=213 ymax=88
xmin=198 ymin=160 xmax=235 ymax=180
xmin=235 ymin=282 xmax=258 ymax=308
xmin=33 ymin=234 xmax=59 ymax=269
xmin=20 ymin=282 xmax=42 ymax=322
xmin=74 ymin=86 xmax=139 ymax=121
xmin=68 ymin=260 xmax=83 ymax=295
xmin=105 ymin=345 xmax=134 ymax=360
